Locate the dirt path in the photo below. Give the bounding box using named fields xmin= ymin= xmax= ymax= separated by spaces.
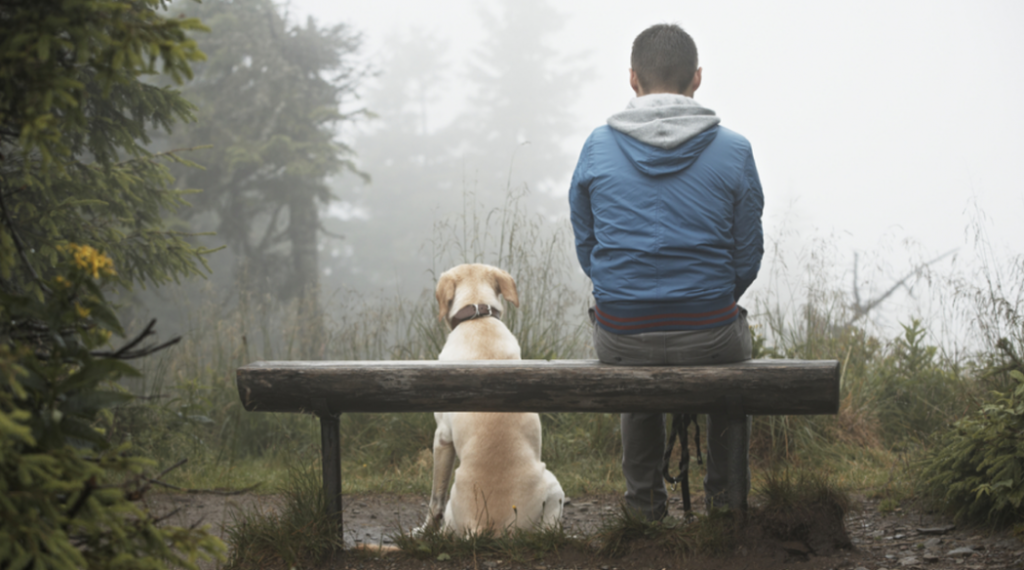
xmin=144 ymin=491 xmax=1024 ymax=569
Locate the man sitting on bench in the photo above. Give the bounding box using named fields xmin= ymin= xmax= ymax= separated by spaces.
xmin=568 ymin=23 xmax=765 ymax=519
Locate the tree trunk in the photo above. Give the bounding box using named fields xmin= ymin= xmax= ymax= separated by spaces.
xmin=289 ymin=193 xmax=326 ymax=358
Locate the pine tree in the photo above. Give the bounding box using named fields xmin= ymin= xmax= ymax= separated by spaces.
xmin=0 ymin=0 xmax=222 ymax=566
xmin=165 ymin=0 xmax=366 ymax=323
xmin=459 ymin=0 xmax=582 ymax=211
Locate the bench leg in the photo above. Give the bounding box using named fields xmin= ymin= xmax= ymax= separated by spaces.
xmin=320 ymin=414 xmax=342 ymax=525
xmin=726 ymin=397 xmax=748 ymax=515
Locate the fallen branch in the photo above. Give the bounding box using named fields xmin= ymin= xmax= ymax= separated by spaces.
xmin=144 ymin=480 xmax=262 ymax=496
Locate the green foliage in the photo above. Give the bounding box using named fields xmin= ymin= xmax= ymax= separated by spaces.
xmin=919 ymin=369 xmax=1024 ymax=526
xmin=0 ymin=253 xmax=224 ymax=569
xmin=0 ymin=1 xmax=225 ymax=567
xmin=1 ymin=0 xmax=213 ymax=292
xmin=4 ymin=246 xmax=132 ymax=451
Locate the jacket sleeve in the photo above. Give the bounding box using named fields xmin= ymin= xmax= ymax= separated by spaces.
xmin=732 ymin=149 xmax=764 ymax=302
xmin=569 ymin=139 xmax=596 ymax=278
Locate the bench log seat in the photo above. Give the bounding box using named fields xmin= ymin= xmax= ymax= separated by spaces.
xmin=236 ymin=359 xmax=840 ymax=528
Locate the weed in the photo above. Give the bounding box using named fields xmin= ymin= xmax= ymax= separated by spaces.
xmin=751 ymin=468 xmax=853 ymax=553
xmin=594 ymin=503 xmax=734 ymax=558
xmin=224 ymin=459 xmax=344 ymax=570
xmin=878 ymin=498 xmax=899 ymax=514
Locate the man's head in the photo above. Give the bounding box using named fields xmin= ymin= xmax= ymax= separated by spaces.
xmin=629 ymin=24 xmax=701 ymax=97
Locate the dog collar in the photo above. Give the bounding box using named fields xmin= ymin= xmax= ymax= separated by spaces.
xmin=449 ymin=303 xmax=502 ymax=330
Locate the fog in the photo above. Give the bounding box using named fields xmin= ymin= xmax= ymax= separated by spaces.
xmin=156 ymin=0 xmax=1023 ymax=347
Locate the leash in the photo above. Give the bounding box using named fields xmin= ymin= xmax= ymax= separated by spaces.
xmin=662 ymin=413 xmax=702 ymax=513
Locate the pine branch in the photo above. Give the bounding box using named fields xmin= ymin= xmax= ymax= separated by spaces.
xmin=0 ymin=186 xmax=52 ymax=296
xmin=91 ymin=318 xmax=182 ymax=360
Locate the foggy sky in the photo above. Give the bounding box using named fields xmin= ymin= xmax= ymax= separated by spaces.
xmin=287 ymin=0 xmax=1022 ymax=335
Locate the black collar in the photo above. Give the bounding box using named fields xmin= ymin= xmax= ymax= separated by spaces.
xmin=450 ymin=303 xmax=501 ymax=329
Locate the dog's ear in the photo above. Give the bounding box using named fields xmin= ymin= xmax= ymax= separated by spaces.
xmin=493 ymin=268 xmax=519 ymax=308
xmin=435 ymin=272 xmax=456 ymax=323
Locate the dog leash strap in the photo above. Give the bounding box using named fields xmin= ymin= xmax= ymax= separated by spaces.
xmin=692 ymin=414 xmax=703 ymax=466
xmin=662 ymin=413 xmax=702 ymax=513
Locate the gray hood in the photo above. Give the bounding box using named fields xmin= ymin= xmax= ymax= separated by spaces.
xmin=607 ymin=93 xmax=720 ymax=149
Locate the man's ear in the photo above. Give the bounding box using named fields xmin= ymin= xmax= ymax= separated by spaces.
xmin=629 ymin=68 xmax=642 ymax=96
xmin=686 ymin=67 xmax=702 ymax=96
xmin=435 ymin=272 xmax=456 ymax=323
xmin=493 ymin=269 xmax=519 ymax=308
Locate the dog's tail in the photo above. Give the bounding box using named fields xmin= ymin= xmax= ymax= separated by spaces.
xmin=351 ymin=543 xmax=401 ymax=554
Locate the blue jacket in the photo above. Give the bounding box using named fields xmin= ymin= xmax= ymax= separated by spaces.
xmin=569 ymin=108 xmax=764 ymax=334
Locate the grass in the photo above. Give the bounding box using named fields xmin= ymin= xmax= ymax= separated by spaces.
xmin=223 ymin=459 xmax=344 ymax=570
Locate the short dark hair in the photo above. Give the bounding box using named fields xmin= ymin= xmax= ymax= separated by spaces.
xmin=631 ymin=24 xmax=698 ymax=94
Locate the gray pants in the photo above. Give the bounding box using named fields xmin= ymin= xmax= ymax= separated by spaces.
xmin=592 ymin=308 xmax=752 ymax=519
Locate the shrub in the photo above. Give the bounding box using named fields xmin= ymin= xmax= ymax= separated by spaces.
xmin=868 ymin=319 xmax=964 ymax=447
xmin=919 ymin=369 xmax=1024 ymax=526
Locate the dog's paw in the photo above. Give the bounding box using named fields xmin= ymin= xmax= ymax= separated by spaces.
xmin=412 ymin=514 xmax=443 ymax=537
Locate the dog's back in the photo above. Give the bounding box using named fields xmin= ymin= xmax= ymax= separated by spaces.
xmin=427 ymin=264 xmax=564 ymax=535
xmin=445 ymin=412 xmax=559 ymax=534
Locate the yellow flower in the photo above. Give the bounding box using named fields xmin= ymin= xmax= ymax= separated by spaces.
xmin=61 ymin=243 xmax=116 ymax=279
xmin=74 ymin=303 xmax=91 ymax=318
xmin=55 ymin=276 xmax=71 ymax=289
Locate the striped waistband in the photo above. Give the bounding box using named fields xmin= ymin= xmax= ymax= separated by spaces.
xmin=594 ymin=301 xmax=738 ymax=334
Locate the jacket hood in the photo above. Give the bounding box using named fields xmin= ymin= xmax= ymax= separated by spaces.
xmin=607 ymin=94 xmax=720 ymax=177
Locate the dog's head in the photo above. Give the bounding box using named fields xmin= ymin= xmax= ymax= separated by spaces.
xmin=435 ymin=264 xmax=519 ymax=326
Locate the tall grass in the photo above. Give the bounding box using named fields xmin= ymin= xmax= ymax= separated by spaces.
xmin=425 ymin=185 xmax=593 ymax=359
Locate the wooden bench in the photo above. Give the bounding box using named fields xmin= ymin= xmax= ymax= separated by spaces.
xmin=235 ymin=359 xmax=840 ymax=527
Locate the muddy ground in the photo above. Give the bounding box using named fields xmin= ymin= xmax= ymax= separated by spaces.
xmin=145 ymin=491 xmax=1024 ymax=570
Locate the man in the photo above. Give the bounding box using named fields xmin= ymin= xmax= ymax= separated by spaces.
xmin=568 ymin=23 xmax=764 ymax=520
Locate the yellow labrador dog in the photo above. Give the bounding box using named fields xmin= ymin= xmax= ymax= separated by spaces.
xmin=423 ymin=263 xmax=564 ymax=535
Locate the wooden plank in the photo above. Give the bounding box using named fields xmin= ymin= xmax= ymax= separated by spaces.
xmin=236 ymin=359 xmax=839 ymax=416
